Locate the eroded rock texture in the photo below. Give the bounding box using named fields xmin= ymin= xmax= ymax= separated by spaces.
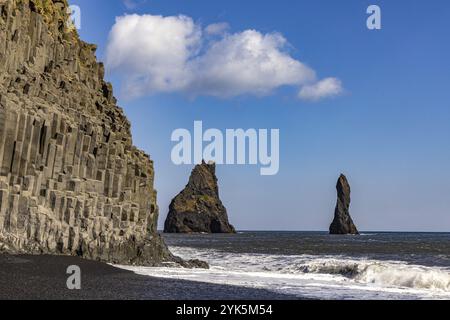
xmin=0 ymin=0 xmax=172 ymax=265
xmin=164 ymin=162 xmax=235 ymax=234
xmin=329 ymin=174 xmax=359 ymax=235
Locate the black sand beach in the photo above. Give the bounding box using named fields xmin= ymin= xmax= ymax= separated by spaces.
xmin=0 ymin=254 xmax=296 ymax=300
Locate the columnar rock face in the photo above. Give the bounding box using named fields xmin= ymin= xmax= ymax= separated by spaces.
xmin=329 ymin=174 xmax=359 ymax=235
xmin=0 ymin=0 xmax=172 ymax=265
xmin=164 ymin=162 xmax=236 ymax=234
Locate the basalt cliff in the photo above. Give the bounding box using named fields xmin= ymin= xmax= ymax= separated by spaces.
xmin=329 ymin=174 xmax=359 ymax=235
xmin=164 ymin=162 xmax=235 ymax=234
xmin=0 ymin=0 xmax=180 ymax=265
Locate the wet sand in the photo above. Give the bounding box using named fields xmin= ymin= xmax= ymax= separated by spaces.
xmin=0 ymin=254 xmax=298 ymax=300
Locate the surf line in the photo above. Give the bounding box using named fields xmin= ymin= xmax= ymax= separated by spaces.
xmin=171 ymin=121 xmax=280 ymax=176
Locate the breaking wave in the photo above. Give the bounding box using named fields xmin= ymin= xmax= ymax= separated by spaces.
xmin=116 ymin=246 xmax=450 ymax=300
xmin=168 ymin=246 xmax=450 ymax=293
xmin=296 ymin=259 xmax=450 ymax=291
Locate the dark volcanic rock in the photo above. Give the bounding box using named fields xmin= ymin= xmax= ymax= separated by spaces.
xmin=0 ymin=0 xmax=181 ymax=266
xmin=164 ymin=162 xmax=235 ymax=234
xmin=329 ymin=174 xmax=359 ymax=235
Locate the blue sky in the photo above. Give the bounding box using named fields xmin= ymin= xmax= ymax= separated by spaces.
xmin=71 ymin=0 xmax=450 ymax=231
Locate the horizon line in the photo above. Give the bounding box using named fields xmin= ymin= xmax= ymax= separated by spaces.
xmin=158 ymin=230 xmax=450 ymax=234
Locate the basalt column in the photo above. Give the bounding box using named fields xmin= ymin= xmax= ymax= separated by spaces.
xmin=0 ymin=0 xmax=173 ymax=265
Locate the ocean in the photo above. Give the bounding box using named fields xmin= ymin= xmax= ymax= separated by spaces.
xmin=116 ymin=232 xmax=450 ymax=300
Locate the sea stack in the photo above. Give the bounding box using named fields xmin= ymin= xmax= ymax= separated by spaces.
xmin=0 ymin=0 xmax=175 ymax=265
xmin=164 ymin=161 xmax=235 ymax=234
xmin=329 ymin=174 xmax=359 ymax=235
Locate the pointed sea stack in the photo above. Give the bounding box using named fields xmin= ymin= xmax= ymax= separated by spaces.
xmin=164 ymin=161 xmax=235 ymax=234
xmin=329 ymin=174 xmax=359 ymax=235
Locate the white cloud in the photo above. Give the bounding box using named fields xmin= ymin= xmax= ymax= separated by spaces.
xmin=205 ymin=22 xmax=230 ymax=36
xmin=298 ymin=77 xmax=343 ymax=101
xmin=187 ymin=30 xmax=316 ymax=97
xmin=106 ymin=14 xmax=201 ymax=97
xmin=106 ymin=14 xmax=342 ymax=100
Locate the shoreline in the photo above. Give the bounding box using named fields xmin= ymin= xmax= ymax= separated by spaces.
xmin=0 ymin=254 xmax=299 ymax=300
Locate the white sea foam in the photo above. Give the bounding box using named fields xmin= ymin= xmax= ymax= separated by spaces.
xmin=115 ymin=246 xmax=450 ymax=300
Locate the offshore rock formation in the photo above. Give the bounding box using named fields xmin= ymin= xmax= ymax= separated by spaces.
xmin=0 ymin=0 xmax=178 ymax=265
xmin=329 ymin=174 xmax=359 ymax=235
xmin=164 ymin=162 xmax=235 ymax=234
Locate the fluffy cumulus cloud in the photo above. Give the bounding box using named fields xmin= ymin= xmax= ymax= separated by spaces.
xmin=188 ymin=30 xmax=317 ymax=97
xmin=106 ymin=14 xmax=343 ymax=100
xmin=106 ymin=14 xmax=201 ymax=97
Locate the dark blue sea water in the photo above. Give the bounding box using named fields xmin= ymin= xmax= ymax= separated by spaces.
xmin=164 ymin=231 xmax=450 ymax=267
xmin=118 ymin=232 xmax=450 ymax=300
